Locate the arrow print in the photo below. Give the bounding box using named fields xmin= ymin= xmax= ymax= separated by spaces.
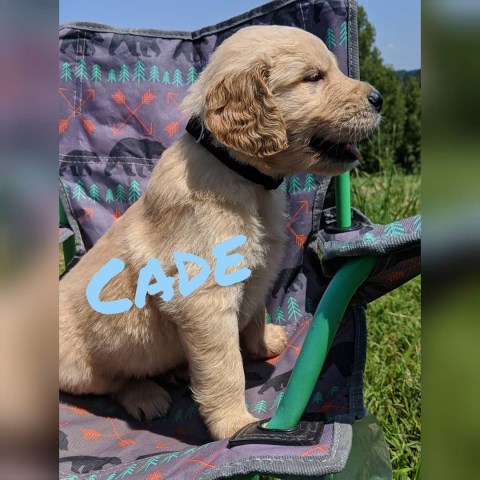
xmin=59 ymin=88 xmax=96 ymax=135
xmin=79 ymin=207 xmax=94 ymax=224
xmin=287 ymin=200 xmax=309 ymax=247
xmin=112 ymin=89 xmax=156 ymax=136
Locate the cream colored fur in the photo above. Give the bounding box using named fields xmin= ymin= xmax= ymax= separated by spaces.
xmin=59 ymin=25 xmax=380 ymax=440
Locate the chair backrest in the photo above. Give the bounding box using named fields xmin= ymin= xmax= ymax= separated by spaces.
xmin=59 ymin=0 xmax=356 ymax=247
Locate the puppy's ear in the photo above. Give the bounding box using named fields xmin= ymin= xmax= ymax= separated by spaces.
xmin=204 ymin=64 xmax=288 ymax=157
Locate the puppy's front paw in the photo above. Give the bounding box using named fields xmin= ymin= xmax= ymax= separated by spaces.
xmin=115 ymin=379 xmax=172 ymax=421
xmin=208 ymin=412 xmax=259 ymax=440
xmin=263 ymin=324 xmax=288 ymax=358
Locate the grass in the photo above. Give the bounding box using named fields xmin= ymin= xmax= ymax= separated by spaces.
xmin=59 ymin=165 xmax=420 ymax=480
xmin=352 ymin=166 xmax=421 ymax=479
xmin=350 ymin=165 xmax=420 ymax=224
xmin=59 ymin=249 xmax=65 ymax=275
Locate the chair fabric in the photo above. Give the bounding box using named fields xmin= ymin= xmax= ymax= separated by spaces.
xmin=58 ymin=1 xmax=418 ymax=478
xmin=315 ymin=207 xmax=420 ymax=304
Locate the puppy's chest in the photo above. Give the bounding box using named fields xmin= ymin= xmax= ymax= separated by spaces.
xmin=239 ymin=198 xmax=286 ymax=320
xmin=243 ymin=193 xmax=287 ymax=269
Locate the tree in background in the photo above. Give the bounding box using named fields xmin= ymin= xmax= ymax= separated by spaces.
xmin=398 ymin=75 xmax=421 ymax=173
xmin=357 ymin=5 xmax=420 ymax=173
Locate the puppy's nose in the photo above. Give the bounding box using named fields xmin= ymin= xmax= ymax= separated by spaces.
xmin=367 ymin=91 xmax=383 ymax=112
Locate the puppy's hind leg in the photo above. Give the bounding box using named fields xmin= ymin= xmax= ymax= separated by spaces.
xmin=241 ymin=307 xmax=288 ymax=360
xmin=114 ymin=379 xmax=172 ymax=421
xmin=60 ymin=347 xmax=172 ymax=421
xmin=60 ymin=346 xmax=124 ymax=397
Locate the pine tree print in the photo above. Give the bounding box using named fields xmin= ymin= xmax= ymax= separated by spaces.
xmin=186 ymin=66 xmax=198 ymax=85
xmin=172 ymin=69 xmax=183 ymax=87
xmin=181 ymin=447 xmax=198 ymax=457
xmin=75 ymin=59 xmax=88 ymax=82
xmin=326 ymin=28 xmax=336 ymax=50
xmin=105 ymin=474 xmax=117 ymax=480
xmin=266 ymin=312 xmax=272 ymax=324
xmin=108 ymin=69 xmax=116 ymax=83
xmin=119 ymin=64 xmax=130 ymax=83
xmin=105 ymin=188 xmax=114 ymax=203
xmin=384 ymin=221 xmax=405 ymax=237
xmin=289 ymin=176 xmax=301 ymax=194
xmin=73 ymin=180 xmax=87 ymax=201
xmin=305 ymin=297 xmax=315 ymax=314
xmin=271 ymin=391 xmax=284 ymax=410
xmin=329 ymin=385 xmax=339 ymax=396
xmin=86 ymin=474 xmax=98 ymax=480
xmin=128 ymin=180 xmax=141 ymax=203
xmin=139 ymin=456 xmax=160 ymax=471
xmin=184 ymin=402 xmax=198 ymax=419
xmin=162 ymin=70 xmax=171 ymax=85
xmin=275 ymin=306 xmax=285 ymax=324
xmin=118 ymin=464 xmax=136 ymax=478
xmin=162 ymin=452 xmax=180 ymax=463
xmin=133 ymin=61 xmax=146 ymax=83
xmin=304 ymin=173 xmax=315 ymax=192
xmin=149 ymin=65 xmax=160 ymax=83
xmin=339 ymin=21 xmax=348 ymax=47
xmin=413 ymin=214 xmax=421 ymax=232
xmin=196 ymin=443 xmax=211 ymax=451
xmin=252 ymin=399 xmax=267 ymax=414
xmin=116 ymin=184 xmax=127 ymax=202
xmin=280 ymin=179 xmax=287 ymax=193
xmin=61 ymin=62 xmax=72 ymax=81
xmin=91 ymin=64 xmax=102 ymax=82
xmin=287 ymin=296 xmax=302 ymax=321
xmin=89 ymin=184 xmax=100 ymax=202
xmin=173 ymin=409 xmax=183 ymax=423
xmin=63 ymin=182 xmax=70 ymax=198
xmin=245 ymin=402 xmax=250 ymax=412
xmin=313 ymin=391 xmax=323 ymax=404
xmin=362 ymin=232 xmax=376 ymax=243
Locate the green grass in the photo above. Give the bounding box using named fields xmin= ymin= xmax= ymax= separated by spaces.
xmin=350 ymin=166 xmax=420 ymax=224
xmin=59 ymin=248 xmax=65 ymax=275
xmin=352 ymin=167 xmax=421 ymax=479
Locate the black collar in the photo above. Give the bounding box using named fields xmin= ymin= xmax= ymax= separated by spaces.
xmin=185 ymin=116 xmax=284 ymax=191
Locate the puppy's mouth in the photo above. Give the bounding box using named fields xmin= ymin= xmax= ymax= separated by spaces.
xmin=309 ymin=137 xmax=361 ymax=163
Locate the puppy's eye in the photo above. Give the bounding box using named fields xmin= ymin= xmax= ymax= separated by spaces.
xmin=303 ymin=71 xmax=323 ymax=82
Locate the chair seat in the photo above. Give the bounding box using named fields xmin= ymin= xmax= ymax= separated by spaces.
xmin=60 ymin=310 xmax=362 ymax=480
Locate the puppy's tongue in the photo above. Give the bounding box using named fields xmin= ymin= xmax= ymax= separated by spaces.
xmin=346 ymin=144 xmax=361 ymax=160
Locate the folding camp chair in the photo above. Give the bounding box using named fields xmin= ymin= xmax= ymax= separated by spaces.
xmin=59 ymin=1 xmax=420 ymax=478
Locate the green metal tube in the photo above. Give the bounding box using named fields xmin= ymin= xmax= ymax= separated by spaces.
xmin=335 ymin=173 xmax=351 ymax=228
xmin=265 ymin=256 xmax=377 ymax=430
xmin=59 ymin=198 xmax=76 ymax=267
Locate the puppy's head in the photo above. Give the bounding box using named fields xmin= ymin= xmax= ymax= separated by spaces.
xmin=182 ymin=25 xmax=382 ymax=176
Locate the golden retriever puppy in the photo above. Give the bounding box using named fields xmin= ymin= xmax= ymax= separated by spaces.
xmin=59 ymin=25 xmax=382 ymax=440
